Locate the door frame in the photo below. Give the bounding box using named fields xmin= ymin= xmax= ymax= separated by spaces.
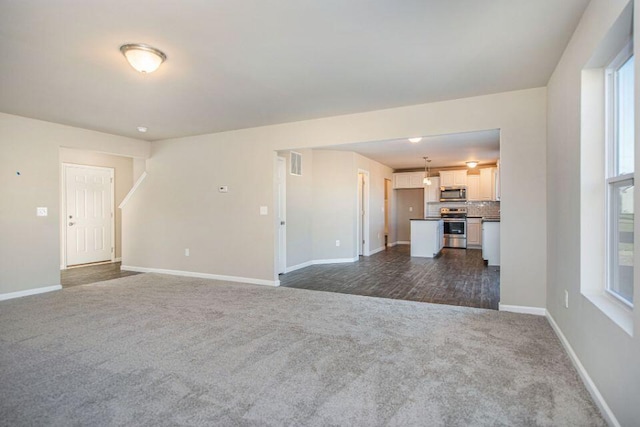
xmin=61 ymin=163 xmax=115 ymax=269
xmin=276 ymin=156 xmax=287 ymax=274
xmin=357 ymin=169 xmax=370 ymax=256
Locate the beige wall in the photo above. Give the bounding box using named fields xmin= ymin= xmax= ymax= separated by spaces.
xmin=123 ymin=87 xmax=547 ymax=307
xmin=0 ymin=113 xmax=150 ymax=295
xmin=395 ymin=189 xmax=424 ymax=242
xmin=546 ymin=0 xmax=639 ymax=425
xmin=59 ymin=148 xmax=134 ymax=262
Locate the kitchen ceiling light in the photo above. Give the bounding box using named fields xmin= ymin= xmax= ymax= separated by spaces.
xmin=120 ymin=43 xmax=167 ymax=73
xmin=423 ymin=156 xmax=432 ymax=186
xmin=466 ymin=161 xmax=479 ymax=168
xmin=137 ymin=126 xmax=148 ymax=133
xmin=409 ymin=137 xmax=422 ymax=143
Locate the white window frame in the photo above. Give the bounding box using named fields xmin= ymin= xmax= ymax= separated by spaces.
xmin=604 ymin=41 xmax=634 ymax=308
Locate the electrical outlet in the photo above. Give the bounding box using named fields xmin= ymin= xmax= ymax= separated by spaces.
xmin=409 ymin=206 xmax=413 ymax=212
xmin=335 ymin=240 xmax=340 ymax=247
xmin=36 ymin=207 xmax=48 ymax=217
xmin=564 ymin=290 xmax=569 ymax=308
xmin=185 ymin=248 xmax=190 ymax=257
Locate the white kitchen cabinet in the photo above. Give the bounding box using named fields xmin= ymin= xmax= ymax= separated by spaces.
xmin=495 ymin=160 xmax=501 ymax=201
xmin=467 ymin=174 xmax=480 ymax=201
xmin=479 ymin=167 xmax=496 ymax=200
xmin=393 ymin=172 xmax=425 ymax=189
xmin=467 ymin=217 xmax=482 ymax=247
xmin=482 ymin=221 xmax=500 ymax=266
xmin=410 ymin=219 xmax=444 ymax=258
xmin=423 ymin=176 xmax=440 ymax=202
xmin=439 ymin=170 xmax=467 ymax=187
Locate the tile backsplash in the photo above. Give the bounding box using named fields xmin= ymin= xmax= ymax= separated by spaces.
xmin=427 ymin=201 xmax=500 ymax=217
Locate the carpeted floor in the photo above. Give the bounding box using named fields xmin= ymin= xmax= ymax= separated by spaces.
xmin=0 ymin=274 xmax=604 ymax=426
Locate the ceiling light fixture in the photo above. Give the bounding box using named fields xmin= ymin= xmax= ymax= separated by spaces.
xmin=423 ymin=156 xmax=432 ymax=186
xmin=466 ymin=161 xmax=479 ymax=168
xmin=137 ymin=126 xmax=148 ymax=133
xmin=409 ymin=137 xmax=422 ymax=143
xmin=120 ymin=43 xmax=167 ymax=73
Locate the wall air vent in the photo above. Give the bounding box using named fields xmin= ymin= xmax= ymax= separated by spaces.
xmin=290 ymin=151 xmax=302 ymax=176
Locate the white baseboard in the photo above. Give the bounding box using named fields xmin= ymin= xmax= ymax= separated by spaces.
xmin=546 ymin=312 xmax=620 ymax=427
xmin=312 ymin=257 xmax=359 ymax=265
xmin=284 ymin=257 xmax=358 ymax=273
xmin=386 ymin=242 xmax=398 ymax=248
xmin=498 ymin=303 xmax=547 ymax=316
xmin=368 ymin=246 xmax=386 ymax=255
xmin=285 ymin=261 xmax=313 ymax=273
xmin=396 ymin=241 xmax=411 ymax=245
xmin=0 ymin=284 xmax=62 ymax=301
xmin=121 ymin=265 xmax=280 ymax=287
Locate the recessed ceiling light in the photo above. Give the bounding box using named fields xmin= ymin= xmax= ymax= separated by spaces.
xmin=408 ymin=137 xmax=422 ymax=143
xmin=137 ymin=126 xmax=148 ymax=133
xmin=120 ymin=43 xmax=167 ymax=73
xmin=466 ymin=161 xmax=479 ymax=168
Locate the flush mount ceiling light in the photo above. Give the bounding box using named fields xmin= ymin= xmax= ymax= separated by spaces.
xmin=423 ymin=156 xmax=432 ymax=186
xmin=466 ymin=161 xmax=479 ymax=168
xmin=408 ymin=137 xmax=422 ymax=143
xmin=120 ymin=43 xmax=166 ymax=73
xmin=137 ymin=126 xmax=148 ymax=133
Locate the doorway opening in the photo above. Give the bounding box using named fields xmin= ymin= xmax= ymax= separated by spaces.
xmin=276 ymin=156 xmax=287 ymax=274
xmin=62 ymin=163 xmax=115 ymax=268
xmin=384 ymin=178 xmax=391 ymax=248
xmin=357 ymin=170 xmax=370 ymax=256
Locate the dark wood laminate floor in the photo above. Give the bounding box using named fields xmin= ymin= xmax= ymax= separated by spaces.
xmin=61 ymin=262 xmax=141 ymax=288
xmin=280 ymin=246 xmax=500 ymax=310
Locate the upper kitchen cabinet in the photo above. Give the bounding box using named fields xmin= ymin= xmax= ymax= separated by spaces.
xmin=424 ymin=176 xmax=441 ymax=203
xmin=439 ymin=170 xmax=467 ymax=187
xmin=467 ymin=174 xmax=480 ymax=201
xmin=393 ymin=172 xmax=425 ymax=189
xmin=480 ymin=167 xmax=497 ymax=200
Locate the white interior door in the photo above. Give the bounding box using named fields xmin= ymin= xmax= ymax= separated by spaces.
xmin=65 ymin=164 xmax=114 ymax=266
xmin=277 ymin=157 xmax=287 ymax=274
xmin=358 ymin=173 xmax=365 ymax=256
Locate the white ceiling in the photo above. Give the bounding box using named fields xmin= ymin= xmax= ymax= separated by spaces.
xmin=0 ymin=0 xmax=589 ymax=141
xmin=318 ymin=129 xmax=500 ymax=170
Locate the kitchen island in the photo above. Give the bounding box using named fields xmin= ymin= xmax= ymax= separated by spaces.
xmin=482 ymin=218 xmax=500 ymax=266
xmin=410 ymin=218 xmax=444 ymax=258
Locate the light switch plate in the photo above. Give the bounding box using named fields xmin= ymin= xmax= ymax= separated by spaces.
xmin=36 ymin=207 xmax=48 ymax=217
xmin=260 ymin=206 xmax=268 ymax=215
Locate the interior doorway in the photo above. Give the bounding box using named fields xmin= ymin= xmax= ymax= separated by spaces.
xmin=276 ymin=156 xmax=287 ymax=274
xmin=357 ymin=170 xmax=370 ymax=256
xmin=62 ymin=164 xmax=115 ymax=267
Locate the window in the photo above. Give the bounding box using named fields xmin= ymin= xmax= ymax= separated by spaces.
xmin=290 ymin=151 xmax=302 ymax=176
xmin=606 ymin=43 xmax=634 ymax=307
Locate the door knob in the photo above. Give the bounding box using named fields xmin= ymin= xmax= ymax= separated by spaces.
xmin=68 ymin=222 xmax=75 ymax=226
xmin=280 ymin=221 xmax=286 ymax=225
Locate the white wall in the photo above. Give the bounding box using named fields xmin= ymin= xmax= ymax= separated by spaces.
xmin=0 ymin=113 xmax=150 ymax=295
xmin=546 ymin=0 xmax=640 ymax=425
xmin=124 ymin=87 xmax=547 ymax=306
xmin=59 ymin=148 xmax=134 ymax=262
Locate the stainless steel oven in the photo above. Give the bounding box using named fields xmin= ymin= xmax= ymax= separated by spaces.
xmin=441 ymin=207 xmax=467 ymax=249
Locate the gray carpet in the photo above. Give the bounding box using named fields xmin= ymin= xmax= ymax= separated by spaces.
xmin=0 ymin=274 xmax=604 ymax=426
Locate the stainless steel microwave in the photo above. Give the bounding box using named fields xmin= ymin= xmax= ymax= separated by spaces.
xmin=440 ymin=187 xmax=467 ymax=202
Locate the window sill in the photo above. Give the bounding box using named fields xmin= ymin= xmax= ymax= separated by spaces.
xmin=583 ymin=291 xmax=634 ymax=336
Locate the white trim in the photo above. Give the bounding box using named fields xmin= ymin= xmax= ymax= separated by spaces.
xmin=546 ymin=312 xmax=621 ymax=427
xmin=396 ymin=241 xmax=411 ymax=245
xmin=312 ymin=257 xmax=359 ymax=265
xmin=114 ymin=257 xmax=122 ymax=263
xmin=120 ymin=265 xmax=280 ymax=287
xmin=119 ymin=171 xmax=147 ymax=209
xmin=386 ymin=241 xmax=398 ymax=247
xmin=357 ymin=169 xmax=370 ymax=257
xmin=284 ymin=261 xmax=313 ymax=273
xmin=368 ymin=246 xmax=386 ymax=255
xmin=0 ymin=285 xmax=62 ymax=301
xmin=498 ymin=303 xmax=547 ymax=316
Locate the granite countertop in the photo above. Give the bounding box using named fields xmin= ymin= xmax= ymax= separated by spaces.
xmin=482 ymin=217 xmax=501 ymax=222
xmin=411 ymin=217 xmax=443 ymax=221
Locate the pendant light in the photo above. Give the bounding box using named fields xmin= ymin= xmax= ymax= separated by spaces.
xmin=423 ymin=157 xmax=432 ymax=186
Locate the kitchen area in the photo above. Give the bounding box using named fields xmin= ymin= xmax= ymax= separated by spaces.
xmin=398 ymin=164 xmax=501 ymax=266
